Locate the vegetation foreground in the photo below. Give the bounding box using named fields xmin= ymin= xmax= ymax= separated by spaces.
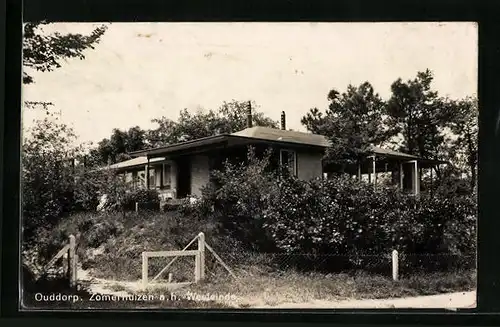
xmin=23 ymin=206 xmax=476 ymax=309
xmin=23 ymin=268 xmax=476 ymax=309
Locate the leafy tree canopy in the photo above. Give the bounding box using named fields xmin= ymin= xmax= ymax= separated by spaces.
xmin=23 ymin=21 xmax=107 ymax=85
xmin=147 ymin=100 xmax=278 ymax=148
xmin=386 ymin=69 xmax=454 ymax=159
xmin=89 ymin=100 xmax=278 ymax=166
xmin=301 ymin=82 xmax=394 ymax=165
xmin=88 ymin=126 xmax=147 ymax=166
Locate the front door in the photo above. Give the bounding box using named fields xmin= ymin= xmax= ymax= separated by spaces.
xmin=176 ymin=156 xmax=192 ymax=198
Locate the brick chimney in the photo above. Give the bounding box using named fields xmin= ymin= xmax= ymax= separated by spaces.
xmin=280 ymin=111 xmax=286 ymax=130
xmin=246 ymin=101 xmax=253 ymax=128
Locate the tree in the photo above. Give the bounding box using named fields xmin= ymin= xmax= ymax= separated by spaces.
xmin=23 ymin=21 xmax=107 ymax=110
xmin=386 ymin=70 xmax=451 ymax=161
xmin=23 ymin=22 xmax=107 ymax=85
xmin=147 ymin=100 xmax=278 ymax=147
xmin=445 ymin=96 xmax=478 ymax=192
xmin=21 ymin=116 xmax=133 ymax=274
xmin=87 ymin=100 xmax=277 ymax=166
xmin=22 ymin=117 xmax=81 ymax=248
xmin=301 ymin=82 xmax=394 ymax=168
xmin=89 ymin=126 xmax=147 ymax=166
xmin=200 ymin=146 xmax=278 ymax=252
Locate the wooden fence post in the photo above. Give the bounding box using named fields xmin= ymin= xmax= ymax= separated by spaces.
xmin=69 ymin=235 xmax=77 ymax=288
xmin=392 ymin=249 xmax=399 ymax=281
xmin=198 ymin=232 xmax=205 ymax=281
xmin=142 ymin=252 xmax=148 ymax=289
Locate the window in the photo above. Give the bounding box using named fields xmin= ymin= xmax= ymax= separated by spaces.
xmin=280 ymin=149 xmax=297 ymax=176
xmin=162 ymin=163 xmax=172 ymax=189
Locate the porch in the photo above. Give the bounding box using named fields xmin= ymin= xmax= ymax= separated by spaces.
xmin=324 ymin=153 xmax=446 ymax=195
xmin=122 ymin=157 xmax=192 ymax=201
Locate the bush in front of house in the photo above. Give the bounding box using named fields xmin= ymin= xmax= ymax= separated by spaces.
xmin=190 ymin=146 xmax=476 ymax=274
xmin=122 ymin=189 xmax=161 ymax=211
xmin=193 ymin=147 xmax=279 ymax=252
xmin=262 ymin=174 xmax=476 ymax=273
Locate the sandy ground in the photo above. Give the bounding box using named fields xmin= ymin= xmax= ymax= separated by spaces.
xmin=247 ymin=291 xmax=476 ymax=309
xmin=77 ymin=268 xmax=476 ymax=309
xmin=78 ymin=268 xmax=190 ymax=295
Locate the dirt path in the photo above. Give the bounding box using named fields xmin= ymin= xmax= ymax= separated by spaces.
xmin=78 ymin=268 xmax=475 ymax=309
xmin=246 ymin=291 xmax=476 ymax=309
xmin=78 ymin=268 xmax=189 ymax=296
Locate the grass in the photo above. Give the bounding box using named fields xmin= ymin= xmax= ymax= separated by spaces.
xmin=54 ymin=211 xmax=233 ymax=281
xmin=107 ymin=283 xmax=129 ymax=292
xmin=22 ymin=268 xmax=476 ymax=310
xmin=42 ymin=211 xmax=476 ymax=309
xmin=180 ymin=269 xmax=476 ymax=307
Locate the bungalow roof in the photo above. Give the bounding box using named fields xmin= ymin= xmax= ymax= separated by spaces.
xmin=116 ymin=126 xmax=447 ymax=169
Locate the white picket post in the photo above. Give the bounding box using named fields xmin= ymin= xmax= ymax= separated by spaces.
xmin=392 ymin=249 xmax=399 ymax=281
xmin=69 ymin=235 xmax=76 ymax=288
xmin=194 ymin=252 xmax=200 ymax=283
xmin=198 ymin=232 xmax=205 ymax=281
xmin=194 ymin=232 xmax=205 ymax=282
xmin=142 ymin=252 xmax=148 ymax=289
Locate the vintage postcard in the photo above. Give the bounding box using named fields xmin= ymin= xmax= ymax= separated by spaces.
xmin=20 ymin=22 xmax=477 ymax=310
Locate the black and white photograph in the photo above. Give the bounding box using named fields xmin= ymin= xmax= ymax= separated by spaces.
xmin=20 ymin=22 xmax=477 ymax=310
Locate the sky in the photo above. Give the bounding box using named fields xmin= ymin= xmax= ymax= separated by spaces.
xmin=22 ymin=22 xmax=478 ymax=146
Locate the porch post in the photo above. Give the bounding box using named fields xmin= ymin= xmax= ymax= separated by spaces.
xmin=367 ymin=156 xmax=372 ymax=183
xmin=430 ymin=166 xmax=433 ymax=195
xmin=372 ymin=155 xmax=377 ymax=187
xmin=399 ymin=162 xmax=403 ymax=190
xmin=357 ymin=160 xmax=362 ymax=182
xmin=419 ymin=166 xmax=422 ymax=193
xmin=160 ymin=163 xmax=164 ymax=188
xmin=415 ymin=161 xmax=420 ymax=195
xmin=146 ymin=157 xmax=150 ymax=189
xmin=411 ymin=160 xmax=420 ymax=195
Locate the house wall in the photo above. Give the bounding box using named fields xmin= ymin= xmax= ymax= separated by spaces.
xmin=297 ymin=150 xmax=324 ymax=181
xmin=190 ymin=155 xmax=210 ymax=197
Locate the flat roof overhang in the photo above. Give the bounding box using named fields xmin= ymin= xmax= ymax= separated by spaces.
xmin=129 ymin=134 xmax=328 ymax=159
xmin=128 ymin=134 xmax=447 ymax=167
xmin=129 ymin=135 xmax=231 ymax=158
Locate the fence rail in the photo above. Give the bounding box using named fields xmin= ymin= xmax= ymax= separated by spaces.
xmin=141 ymin=232 xmax=240 ymax=289
xmin=199 ymin=250 xmax=475 ymax=281
xmin=140 ymin=232 xmax=474 ymax=287
xmin=38 ymin=234 xmax=78 ymax=288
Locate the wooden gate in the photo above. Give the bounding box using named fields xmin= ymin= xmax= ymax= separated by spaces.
xmin=141 ymin=232 xmax=238 ymax=289
xmin=37 ymin=234 xmax=78 ymax=288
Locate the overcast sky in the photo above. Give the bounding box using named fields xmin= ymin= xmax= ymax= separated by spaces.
xmin=22 ymin=22 xmax=478 ymax=146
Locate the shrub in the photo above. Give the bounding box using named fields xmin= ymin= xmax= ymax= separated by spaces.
xmin=189 ymin=145 xmax=476 ymax=273
xmin=122 ymin=189 xmax=160 ymax=211
xmin=73 ymin=170 xmax=103 ymax=212
xmin=22 ymin=118 xmax=78 ymax=248
xmin=262 ymin=175 xmax=476 ymax=272
xmin=46 ymin=208 xmax=242 ymax=281
xmin=193 ymin=146 xmax=278 ymax=252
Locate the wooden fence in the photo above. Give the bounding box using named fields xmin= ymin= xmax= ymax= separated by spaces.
xmin=141 ymin=232 xmax=237 ymax=289
xmin=38 ymin=234 xmax=78 ymax=288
